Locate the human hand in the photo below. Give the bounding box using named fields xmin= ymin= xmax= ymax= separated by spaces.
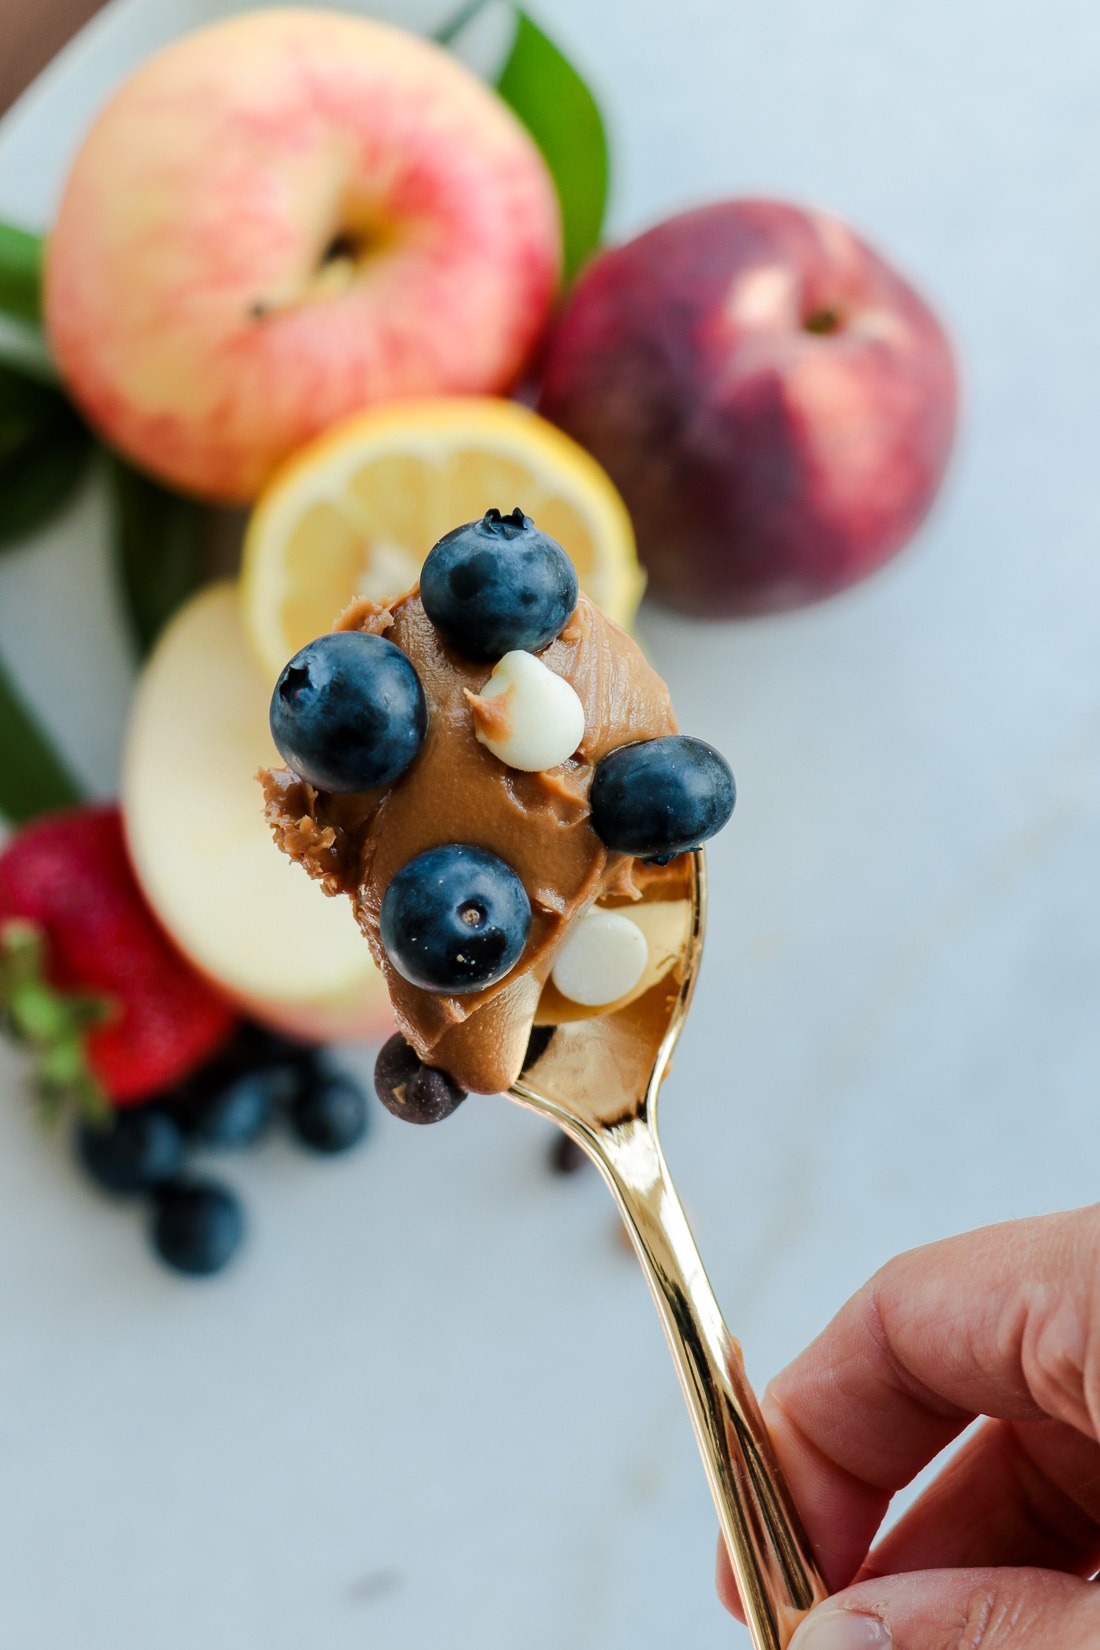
xmin=718 ymin=1208 xmax=1100 ymax=1647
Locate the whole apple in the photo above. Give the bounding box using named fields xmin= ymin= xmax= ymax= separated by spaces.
xmin=536 ymin=200 xmax=958 ymax=616
xmin=45 ymin=9 xmax=560 ymax=502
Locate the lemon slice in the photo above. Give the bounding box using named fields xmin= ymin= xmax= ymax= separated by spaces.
xmin=241 ymin=397 xmax=644 ymax=683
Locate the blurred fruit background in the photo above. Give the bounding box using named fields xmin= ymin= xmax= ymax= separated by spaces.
xmin=1 ymin=2 xmax=1098 ymax=1648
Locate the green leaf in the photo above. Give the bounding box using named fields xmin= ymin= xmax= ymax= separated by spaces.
xmin=108 ymin=456 xmax=203 ymax=659
xmin=0 ymin=360 xmax=92 ymax=549
xmin=495 ymin=10 xmax=609 ymax=286
xmin=432 ymin=2 xmax=610 ymax=287
xmin=0 ymin=221 xmax=44 ymax=326
xmin=0 ymin=653 xmax=84 ymax=825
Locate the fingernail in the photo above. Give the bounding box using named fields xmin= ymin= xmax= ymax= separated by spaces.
xmin=789 ymin=1607 xmax=891 ymax=1650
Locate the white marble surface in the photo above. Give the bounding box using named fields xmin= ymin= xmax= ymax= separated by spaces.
xmin=2 ymin=1 xmax=1100 ymax=1645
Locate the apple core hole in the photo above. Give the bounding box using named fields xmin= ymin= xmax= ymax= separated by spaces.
xmin=319 ymin=230 xmax=366 ymax=269
xmin=803 ymin=306 xmax=844 ymax=336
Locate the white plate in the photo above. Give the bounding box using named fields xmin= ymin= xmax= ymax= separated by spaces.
xmin=2 ymin=4 xmax=1099 ymax=1648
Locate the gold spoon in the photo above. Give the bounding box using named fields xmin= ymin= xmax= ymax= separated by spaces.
xmin=510 ymin=848 xmax=829 ymax=1650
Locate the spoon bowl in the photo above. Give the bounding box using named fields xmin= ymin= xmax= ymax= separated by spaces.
xmin=510 ymin=849 xmax=828 ymax=1650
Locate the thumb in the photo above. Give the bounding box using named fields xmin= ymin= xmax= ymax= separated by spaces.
xmin=786 ymin=1568 xmax=1100 ymax=1650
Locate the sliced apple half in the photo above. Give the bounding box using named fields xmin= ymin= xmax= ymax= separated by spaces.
xmin=122 ymin=582 xmax=390 ymax=1042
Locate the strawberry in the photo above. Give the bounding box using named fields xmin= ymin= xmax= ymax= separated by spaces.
xmin=0 ymin=804 xmax=236 ymax=1111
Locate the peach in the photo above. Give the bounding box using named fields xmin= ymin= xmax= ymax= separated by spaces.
xmin=537 ymin=199 xmax=958 ymax=616
xmin=45 ymin=9 xmax=560 ymax=501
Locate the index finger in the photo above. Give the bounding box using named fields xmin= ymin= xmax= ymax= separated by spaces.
xmin=734 ymin=1205 xmax=1100 ymax=1599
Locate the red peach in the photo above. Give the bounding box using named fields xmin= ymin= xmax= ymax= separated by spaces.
xmin=537 ymin=199 xmax=958 ymax=616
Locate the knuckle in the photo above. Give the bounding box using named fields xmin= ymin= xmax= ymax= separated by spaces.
xmin=1020 ymin=1207 xmax=1100 ymax=1434
xmin=1026 ymin=1304 xmax=1085 ymax=1418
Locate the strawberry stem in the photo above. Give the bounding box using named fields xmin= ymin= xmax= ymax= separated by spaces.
xmin=0 ymin=919 xmax=113 ymax=1124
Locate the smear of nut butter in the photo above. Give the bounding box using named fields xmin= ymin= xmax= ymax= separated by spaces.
xmin=464 ymin=685 xmax=513 ymax=745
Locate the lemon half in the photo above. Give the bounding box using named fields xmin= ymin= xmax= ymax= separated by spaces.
xmin=241 ymin=397 xmax=644 ymax=683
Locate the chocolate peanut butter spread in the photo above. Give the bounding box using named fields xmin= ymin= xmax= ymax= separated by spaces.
xmin=261 ymin=586 xmax=677 ymax=1094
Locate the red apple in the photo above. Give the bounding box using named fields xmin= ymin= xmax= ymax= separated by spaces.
xmin=45 ymin=9 xmax=560 ymax=502
xmin=536 ymin=199 xmax=958 ymax=616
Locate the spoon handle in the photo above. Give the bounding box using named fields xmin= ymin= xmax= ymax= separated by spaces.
xmin=591 ymin=1112 xmax=828 ymax=1649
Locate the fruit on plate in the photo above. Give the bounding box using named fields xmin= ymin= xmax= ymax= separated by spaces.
xmin=0 ymin=806 xmax=236 ymax=1110
xmin=290 ymin=1064 xmax=369 ymax=1154
xmin=537 ymin=198 xmax=958 ymax=616
xmin=167 ymin=1021 xmax=313 ymax=1146
xmin=77 ymin=1107 xmax=185 ymax=1194
xmin=161 ymin=1025 xmax=371 ymax=1158
xmin=121 ymin=582 xmax=390 ymax=1041
xmin=44 ymin=9 xmax=560 ymax=502
xmin=71 ymin=1024 xmax=373 ymax=1276
xmin=241 ymin=397 xmax=643 ymax=683
xmin=150 ymin=1178 xmax=245 ymax=1277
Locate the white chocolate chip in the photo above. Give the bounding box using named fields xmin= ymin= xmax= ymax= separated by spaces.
xmin=551 ymin=909 xmax=648 ymax=1007
xmin=467 ymin=650 xmax=585 ymax=772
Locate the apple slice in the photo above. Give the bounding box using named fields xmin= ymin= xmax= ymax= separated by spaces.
xmin=121 ymin=583 xmax=389 ymax=1042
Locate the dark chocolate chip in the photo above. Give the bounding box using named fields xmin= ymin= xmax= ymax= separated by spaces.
xmin=373 ymin=1033 xmax=467 ymax=1126
xmin=522 ymin=1024 xmax=555 ymax=1072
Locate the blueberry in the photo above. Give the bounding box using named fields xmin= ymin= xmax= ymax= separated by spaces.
xmin=548 ymin=1134 xmax=588 ymax=1175
xmin=150 ymin=1178 xmax=244 ymax=1276
xmin=589 ymin=735 xmax=735 ymax=862
xmin=77 ymin=1107 xmax=184 ymax=1195
xmin=223 ymin=1021 xmax=316 ymax=1070
xmin=420 ymin=507 xmax=578 ymax=660
xmin=290 ymin=1066 xmax=368 ymax=1153
xmin=164 ymin=1021 xmax=315 ymax=1143
xmin=380 ymin=844 xmax=531 ymax=994
xmin=191 ymin=1068 xmax=279 ymax=1147
xmin=373 ymin=1033 xmax=466 ymax=1125
xmin=270 ymin=631 xmax=426 ymax=793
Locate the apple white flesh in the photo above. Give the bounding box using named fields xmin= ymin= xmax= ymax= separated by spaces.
xmin=121 ymin=583 xmax=390 ymax=1041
